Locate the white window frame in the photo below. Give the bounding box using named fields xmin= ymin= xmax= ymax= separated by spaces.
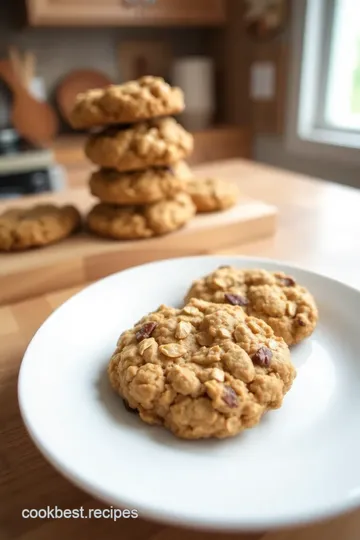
xmin=286 ymin=0 xmax=360 ymax=166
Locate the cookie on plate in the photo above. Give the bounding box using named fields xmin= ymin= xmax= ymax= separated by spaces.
xmin=0 ymin=204 xmax=81 ymax=251
xmin=187 ymin=177 xmax=239 ymax=213
xmin=108 ymin=297 xmax=296 ymax=439
xmin=185 ymin=267 xmax=318 ymax=346
xmin=69 ymin=76 xmax=185 ymax=129
xmin=85 ymin=118 xmax=194 ymax=173
xmin=87 ymin=192 xmax=195 ymax=240
xmin=89 ymin=161 xmax=192 ymax=205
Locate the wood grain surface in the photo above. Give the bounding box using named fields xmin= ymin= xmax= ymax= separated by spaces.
xmin=2 ymin=158 xmax=360 ymax=539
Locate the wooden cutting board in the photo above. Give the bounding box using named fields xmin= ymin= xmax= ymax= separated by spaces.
xmin=0 ymin=183 xmax=277 ymax=306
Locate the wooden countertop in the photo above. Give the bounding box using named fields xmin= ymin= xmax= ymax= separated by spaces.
xmin=2 ymin=159 xmax=360 ymax=540
xmin=214 ymin=159 xmax=360 ymax=290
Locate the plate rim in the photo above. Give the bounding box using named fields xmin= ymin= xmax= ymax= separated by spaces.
xmin=18 ymin=254 xmax=360 ymax=531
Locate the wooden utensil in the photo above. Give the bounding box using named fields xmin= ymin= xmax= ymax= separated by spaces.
xmin=8 ymin=46 xmax=24 ymax=85
xmin=23 ymin=50 xmax=36 ymax=89
xmin=0 ymin=60 xmax=58 ymax=145
xmin=56 ymin=69 xmax=113 ymax=126
xmin=8 ymin=47 xmax=37 ymax=90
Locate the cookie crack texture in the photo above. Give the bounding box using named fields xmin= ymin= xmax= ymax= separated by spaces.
xmin=184 ymin=267 xmax=318 ymax=346
xmin=84 ymin=118 xmax=194 ymax=173
xmin=187 ymin=177 xmax=239 ymax=213
xmin=87 ymin=192 xmax=195 ymax=240
xmin=145 ymin=193 xmax=196 ymax=235
xmin=108 ymin=298 xmax=296 ymax=439
xmin=89 ymin=161 xmax=191 ymax=205
xmin=69 ymin=76 xmax=185 ymax=129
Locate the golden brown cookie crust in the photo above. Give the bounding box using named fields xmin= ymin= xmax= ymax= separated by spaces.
xmin=85 ymin=118 xmax=194 ymax=172
xmin=188 ymin=177 xmax=239 ymax=212
xmin=185 ymin=268 xmax=318 ymax=346
xmin=89 ymin=161 xmax=192 ymax=205
xmin=108 ymin=297 xmax=296 ymax=439
xmin=69 ymin=76 xmax=185 ymax=129
xmin=87 ymin=192 xmax=195 ymax=240
xmin=0 ymin=204 xmax=81 ymax=251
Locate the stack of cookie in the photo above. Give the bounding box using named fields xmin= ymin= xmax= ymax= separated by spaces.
xmin=69 ymin=76 xmax=196 ymax=240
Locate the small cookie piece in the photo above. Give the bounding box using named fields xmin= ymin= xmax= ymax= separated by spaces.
xmin=85 ymin=118 xmax=194 ymax=172
xmin=69 ymin=76 xmax=184 ymax=129
xmin=0 ymin=204 xmax=81 ymax=251
xmin=187 ymin=177 xmax=239 ymax=213
xmin=89 ymin=161 xmax=192 ymax=205
xmin=185 ymin=267 xmax=318 ymax=346
xmin=108 ymin=297 xmax=296 ymax=439
xmin=87 ymin=192 xmax=195 ymax=240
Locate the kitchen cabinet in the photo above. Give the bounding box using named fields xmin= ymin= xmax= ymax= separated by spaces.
xmin=26 ymin=0 xmax=141 ymax=26
xmin=26 ymin=0 xmax=227 ymax=26
xmin=138 ymin=0 xmax=227 ymax=25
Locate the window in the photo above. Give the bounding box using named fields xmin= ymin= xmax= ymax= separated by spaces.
xmin=287 ymin=0 xmax=360 ymax=164
xmin=324 ymin=0 xmax=360 ymax=131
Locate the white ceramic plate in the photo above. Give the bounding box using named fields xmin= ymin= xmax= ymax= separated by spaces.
xmin=18 ymin=256 xmax=360 ymax=531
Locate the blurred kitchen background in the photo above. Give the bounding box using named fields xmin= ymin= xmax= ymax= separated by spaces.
xmin=0 ymin=0 xmax=359 ymax=198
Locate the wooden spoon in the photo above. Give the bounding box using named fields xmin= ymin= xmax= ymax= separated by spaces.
xmin=8 ymin=46 xmax=24 ymax=86
xmin=0 ymin=60 xmax=58 ymax=145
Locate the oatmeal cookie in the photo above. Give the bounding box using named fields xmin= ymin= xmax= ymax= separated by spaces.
xmin=187 ymin=177 xmax=239 ymax=212
xmin=185 ymin=267 xmax=318 ymax=346
xmin=85 ymin=118 xmax=193 ymax=172
xmin=108 ymin=298 xmax=296 ymax=439
xmin=0 ymin=204 xmax=81 ymax=251
xmin=87 ymin=192 xmax=195 ymax=240
xmin=69 ymin=76 xmax=184 ymax=129
xmin=89 ymin=161 xmax=192 ymax=205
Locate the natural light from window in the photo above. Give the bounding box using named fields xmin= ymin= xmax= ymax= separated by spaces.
xmin=325 ymin=0 xmax=360 ymax=131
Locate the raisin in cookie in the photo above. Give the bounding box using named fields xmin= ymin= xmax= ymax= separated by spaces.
xmin=69 ymin=76 xmax=184 ymax=129
xmin=89 ymin=161 xmax=192 ymax=205
xmin=187 ymin=177 xmax=239 ymax=213
xmin=87 ymin=192 xmax=195 ymax=240
xmin=185 ymin=267 xmax=318 ymax=346
xmin=108 ymin=298 xmax=296 ymax=439
xmin=0 ymin=204 xmax=81 ymax=251
xmin=85 ymin=118 xmax=193 ymax=172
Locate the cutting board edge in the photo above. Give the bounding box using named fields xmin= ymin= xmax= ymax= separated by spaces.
xmin=0 ymin=206 xmax=277 ymax=306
